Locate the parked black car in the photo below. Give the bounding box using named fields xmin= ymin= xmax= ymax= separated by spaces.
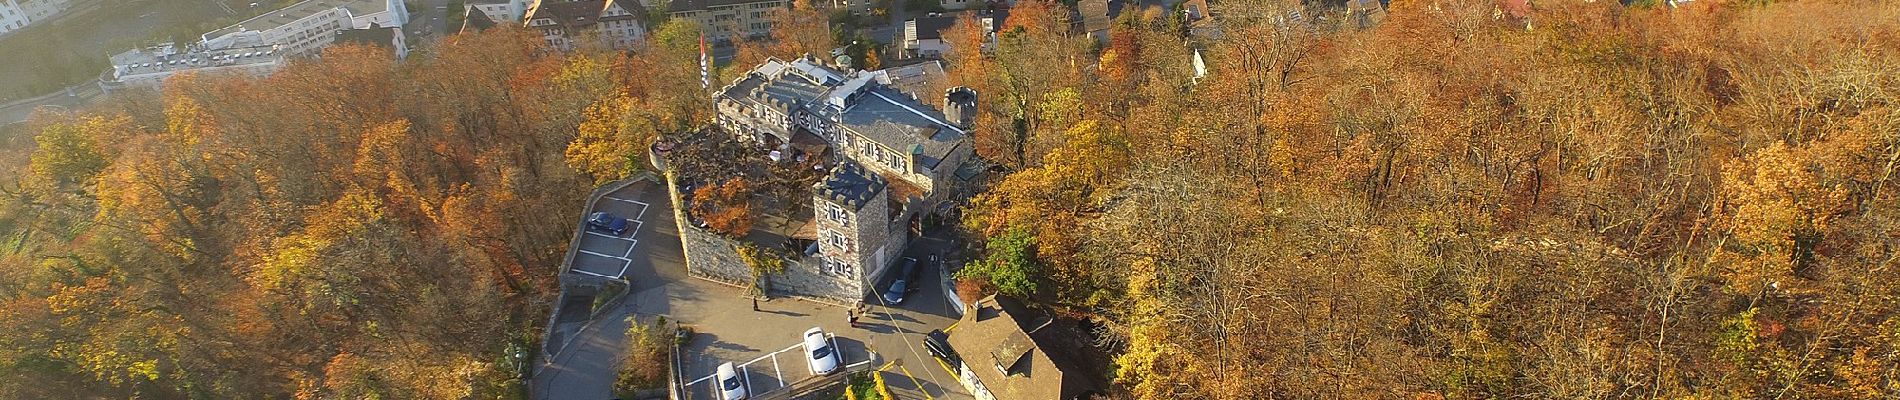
xmin=586 ymin=212 xmax=630 ymax=236
xmin=881 ymin=257 xmax=920 ymax=304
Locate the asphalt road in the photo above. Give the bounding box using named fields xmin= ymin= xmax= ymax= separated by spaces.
xmin=405 ymin=0 xmax=453 ymax=44
xmin=0 ymin=82 xmax=103 ymax=126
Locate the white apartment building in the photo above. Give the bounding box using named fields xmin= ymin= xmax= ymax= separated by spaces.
xmin=198 ymin=0 xmax=409 ymax=58
xmin=656 ymin=0 xmax=783 ymax=42
xmin=467 ymin=0 xmax=535 ymax=24
xmin=100 ymin=40 xmax=285 ymax=92
xmin=0 ymin=0 xmax=71 ymax=36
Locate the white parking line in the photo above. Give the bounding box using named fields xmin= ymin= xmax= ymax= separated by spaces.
xmin=570 ymin=269 xmax=613 ymax=279
xmin=767 ymin=352 xmax=782 ymax=386
xmin=578 ymin=249 xmax=630 ymax=261
xmin=584 ymin=231 xmax=636 ymax=242
xmin=686 ymin=342 xmax=806 ymax=385
xmin=772 ymin=354 xmax=783 ymax=387
xmin=622 ymin=239 xmax=640 ymax=258
xmin=603 ymin=197 xmax=651 ymax=218
xmin=743 ymin=365 xmax=754 ymax=396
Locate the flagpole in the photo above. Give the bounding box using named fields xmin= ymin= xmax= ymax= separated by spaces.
xmin=699 ymin=34 xmax=711 ymax=91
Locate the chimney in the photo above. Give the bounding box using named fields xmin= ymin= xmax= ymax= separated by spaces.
xmin=909 ymin=144 xmax=926 ymax=173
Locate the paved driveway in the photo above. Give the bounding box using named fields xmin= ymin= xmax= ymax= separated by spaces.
xmin=533 ymin=179 xmax=687 ymax=400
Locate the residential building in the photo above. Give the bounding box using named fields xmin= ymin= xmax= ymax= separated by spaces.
xmin=656 ymin=0 xmax=783 ymax=42
xmin=334 ymin=24 xmax=407 ymax=60
xmin=1076 ymin=0 xmax=1124 ymax=43
xmin=0 ymin=0 xmax=71 ymax=36
xmin=467 ymin=0 xmax=535 ymax=23
xmin=945 ymin=296 xmax=1100 ymax=400
xmin=461 ymin=7 xmax=500 ymax=32
xmin=901 ymin=15 xmax=954 ymax=59
xmin=198 ymin=0 xmax=411 ymax=58
xmin=1343 ymin=0 xmax=1385 ymax=29
xmin=524 ymin=0 xmax=647 ymax=50
xmin=899 ymin=10 xmax=1002 ymax=59
xmin=99 ymin=40 xmax=285 ymax=93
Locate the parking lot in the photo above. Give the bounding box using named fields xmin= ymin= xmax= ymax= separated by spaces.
xmin=681 ymin=330 xmax=874 ymax=399
xmin=568 ymin=184 xmax=657 ymax=279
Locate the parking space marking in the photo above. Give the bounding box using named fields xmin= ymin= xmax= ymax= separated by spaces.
xmin=578 ymin=249 xmax=630 ymax=261
xmin=570 ymin=269 xmax=613 ymax=279
xmin=743 ymin=365 xmax=754 ymax=396
xmin=584 ymin=231 xmax=636 ymax=242
xmin=616 ymin=260 xmax=632 ymax=278
xmin=686 ymin=342 xmax=807 ymax=386
xmin=621 ymin=239 xmax=640 ymax=258
xmin=602 ymin=197 xmax=651 ymax=218
xmin=772 ymin=353 xmax=784 ymax=387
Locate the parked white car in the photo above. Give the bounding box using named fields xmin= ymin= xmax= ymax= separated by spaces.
xmin=718 ymin=362 xmax=747 ymax=400
xmin=803 ymin=327 xmax=842 ymax=375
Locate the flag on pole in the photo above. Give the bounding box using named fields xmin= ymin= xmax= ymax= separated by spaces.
xmin=699 ymin=35 xmax=711 ymax=90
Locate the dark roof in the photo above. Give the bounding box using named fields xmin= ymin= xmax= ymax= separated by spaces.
xmin=813 ymin=161 xmax=886 ymax=211
xmin=528 ymin=0 xmax=604 ymax=29
xmin=1078 ymin=0 xmax=1111 ymax=32
xmin=334 ymin=26 xmax=397 ymax=47
xmin=461 ymin=7 xmax=499 ymax=32
xmin=831 ymin=86 xmax=965 ymax=170
xmin=910 ymin=15 xmax=957 ymax=40
xmin=668 ymin=0 xmax=779 ymax=13
xmin=527 ymin=0 xmax=645 ymax=31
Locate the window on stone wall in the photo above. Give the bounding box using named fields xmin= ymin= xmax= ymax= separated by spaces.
xmin=827 ymin=204 xmax=848 ymax=225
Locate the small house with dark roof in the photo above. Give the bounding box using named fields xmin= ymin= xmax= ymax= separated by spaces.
xmin=523 ymin=0 xmax=646 ymax=49
xmin=460 ymin=7 xmax=500 ymax=32
xmin=901 ymin=10 xmax=1005 ymax=59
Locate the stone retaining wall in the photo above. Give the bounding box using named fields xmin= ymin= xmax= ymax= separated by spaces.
xmin=668 ymin=171 xmax=864 ymax=305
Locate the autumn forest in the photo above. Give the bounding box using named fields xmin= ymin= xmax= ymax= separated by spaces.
xmin=2 ymin=0 xmax=1899 ymax=398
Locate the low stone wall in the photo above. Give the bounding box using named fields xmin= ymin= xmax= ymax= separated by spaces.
xmin=678 ymin=222 xmax=862 ymax=304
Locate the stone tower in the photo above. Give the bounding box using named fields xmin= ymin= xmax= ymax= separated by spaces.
xmin=811 ymin=161 xmax=893 ymax=294
xmin=943 ymin=86 xmax=977 ymax=129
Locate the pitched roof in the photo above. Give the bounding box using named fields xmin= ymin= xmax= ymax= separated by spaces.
xmin=945 ymin=296 xmax=1067 ymax=400
xmin=909 ymin=15 xmax=957 ymax=40
xmin=528 ymin=0 xmax=605 ymax=29
xmin=461 ymin=7 xmax=499 ymax=31
xmin=667 ymin=0 xmax=778 ymax=12
xmin=1077 ymin=0 xmax=1111 ymax=32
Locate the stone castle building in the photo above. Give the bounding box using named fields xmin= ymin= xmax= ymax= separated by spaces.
xmin=676 ymin=56 xmax=982 ymax=303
